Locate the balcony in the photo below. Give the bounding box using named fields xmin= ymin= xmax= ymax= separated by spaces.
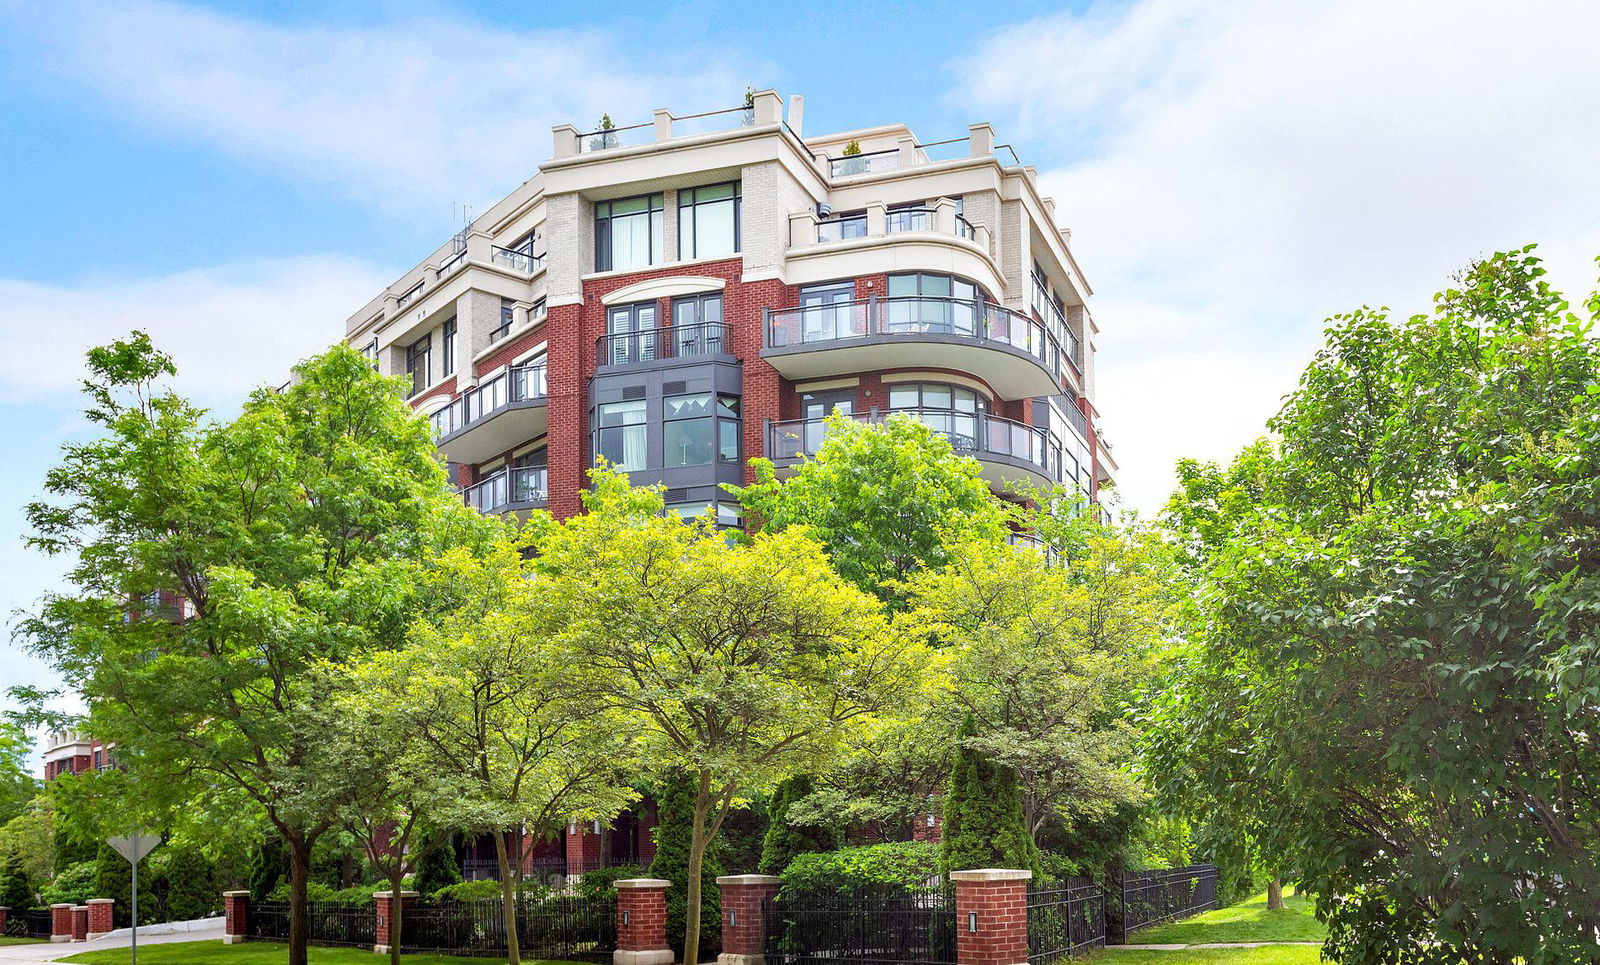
xmin=596 ymin=322 xmax=733 ymax=368
xmin=766 ymin=408 xmax=1062 ymax=491
xmin=763 ymin=297 xmax=1065 ymax=400
xmin=432 ymin=362 xmax=548 ymax=464
xmin=491 ymin=246 xmax=546 ymax=275
xmin=461 ymin=465 xmax=547 ymax=515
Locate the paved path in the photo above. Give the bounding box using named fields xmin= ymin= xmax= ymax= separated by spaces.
xmin=0 ymin=922 xmax=224 ymax=965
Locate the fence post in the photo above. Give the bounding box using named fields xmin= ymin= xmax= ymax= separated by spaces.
xmin=70 ymin=905 xmax=88 ymax=941
xmin=49 ymin=903 xmax=73 ymax=943
xmin=951 ymin=869 xmax=1032 ymax=965
xmin=0 ymin=906 xmax=8 ymax=935
xmin=613 ymin=878 xmax=672 ymax=965
xmin=715 ymin=874 xmax=780 ymax=965
xmin=86 ymin=899 xmax=115 ymax=940
xmin=374 ymin=890 xmax=417 ymax=955
xmin=222 ymin=890 xmax=250 ymax=944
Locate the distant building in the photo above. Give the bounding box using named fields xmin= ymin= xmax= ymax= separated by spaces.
xmin=42 ymin=729 xmax=112 ymax=781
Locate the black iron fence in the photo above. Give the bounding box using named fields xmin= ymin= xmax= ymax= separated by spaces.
xmin=765 ymin=886 xmax=957 ymax=965
xmin=1110 ymin=865 xmax=1218 ymax=942
xmin=4 ymin=909 xmax=53 ymax=938
xmin=244 ymin=900 xmax=376 ymax=948
xmin=1027 ymin=880 xmax=1105 ymax=964
xmin=400 ymin=894 xmax=614 ymax=961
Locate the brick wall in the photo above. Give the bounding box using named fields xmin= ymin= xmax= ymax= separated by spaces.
xmin=614 ymin=880 xmax=670 ymax=953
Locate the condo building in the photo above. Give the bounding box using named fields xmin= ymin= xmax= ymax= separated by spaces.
xmin=342 ymin=90 xmax=1112 ymax=879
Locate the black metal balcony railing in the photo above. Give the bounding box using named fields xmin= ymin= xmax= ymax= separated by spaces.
xmin=430 ymin=362 xmax=547 ymax=439
xmin=766 ymin=408 xmax=1061 ymax=481
xmin=461 ymin=465 xmax=547 ymax=514
xmin=597 ymin=321 xmax=731 ymax=367
xmin=766 ymin=296 xmax=1069 ymax=382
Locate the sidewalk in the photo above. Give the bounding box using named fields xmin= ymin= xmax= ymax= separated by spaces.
xmin=0 ymin=921 xmax=224 ymax=965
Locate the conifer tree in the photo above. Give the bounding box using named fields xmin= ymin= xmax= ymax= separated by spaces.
xmin=648 ymin=771 xmax=720 ymax=956
xmin=412 ymin=834 xmax=461 ymax=897
xmin=758 ymin=776 xmax=838 ymax=875
xmin=939 ymin=714 xmax=1040 ymax=876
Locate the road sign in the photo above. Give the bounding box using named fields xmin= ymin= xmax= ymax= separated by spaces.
xmin=108 ymin=834 xmax=160 ymax=864
xmin=107 ymin=833 xmax=161 ymax=965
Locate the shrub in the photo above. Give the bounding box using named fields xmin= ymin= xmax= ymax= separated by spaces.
xmin=759 ymin=776 xmax=838 ymax=875
xmin=780 ymin=841 xmax=941 ymax=897
xmin=39 ymin=860 xmax=97 ymax=905
xmin=248 ymin=837 xmax=284 ymax=900
xmin=649 ymin=772 xmax=720 ymax=955
xmin=158 ymin=844 xmax=217 ymax=921
xmin=429 ymin=878 xmax=552 ymax=903
xmin=266 ymin=880 xmax=380 ymax=904
xmin=573 ymin=864 xmax=644 ymax=903
xmin=95 ymin=842 xmax=155 ymax=926
xmin=940 ymin=714 xmax=1040 ymax=876
xmin=0 ymin=854 xmax=35 ymax=909
xmin=412 ymin=836 xmax=460 ymax=898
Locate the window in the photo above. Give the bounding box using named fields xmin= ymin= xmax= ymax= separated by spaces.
xmin=678 ymin=182 xmax=740 ymax=259
xmin=888 ymin=381 xmax=986 ymax=450
xmin=595 ymin=193 xmax=664 ymax=271
xmin=362 ymin=337 xmax=378 ymax=365
xmin=442 ymin=317 xmax=456 ymax=375
xmin=667 ymin=501 xmax=744 ymax=529
xmin=406 ymin=334 xmax=431 ymax=397
xmin=797 ymin=282 xmax=857 ymax=341
xmin=491 ymin=300 xmax=515 ymax=343
xmin=671 ymin=294 xmax=725 ymax=356
xmin=663 ymin=393 xmax=740 ymax=468
xmin=605 ymin=302 xmax=660 ymax=365
xmin=817 ymin=211 xmax=867 ymax=243
xmin=887 ymin=273 xmax=983 ymax=334
xmin=595 ymin=400 xmax=647 ymax=472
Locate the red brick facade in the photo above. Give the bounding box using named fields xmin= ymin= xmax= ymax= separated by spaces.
xmin=614 ymin=879 xmax=671 ymax=953
xmin=717 ymin=875 xmax=781 ymax=959
xmin=70 ymin=906 xmax=88 ymax=941
xmin=50 ymin=903 xmax=73 ymax=942
xmin=86 ymin=899 xmax=113 ymax=938
xmin=223 ymin=890 xmax=249 ymax=941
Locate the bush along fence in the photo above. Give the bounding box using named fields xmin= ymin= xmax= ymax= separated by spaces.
xmin=219 ymin=863 xmax=1219 ymax=963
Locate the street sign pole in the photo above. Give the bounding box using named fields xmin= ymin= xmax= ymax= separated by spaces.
xmin=108 ymin=834 xmax=161 ymax=965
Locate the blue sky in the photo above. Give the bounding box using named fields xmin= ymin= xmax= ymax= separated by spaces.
xmin=3 ymin=0 xmax=1599 ymax=764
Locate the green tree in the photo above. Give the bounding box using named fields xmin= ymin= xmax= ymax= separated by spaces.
xmin=0 ymin=853 xmax=35 ymax=910
xmin=1150 ymin=247 xmax=1600 ymax=962
xmin=157 ymin=842 xmax=217 ymax=921
xmin=730 ymin=413 xmax=1008 ymax=603
xmin=939 ymin=714 xmax=1039 ymax=876
xmin=758 ymin=776 xmax=839 ymax=875
xmin=412 ymin=834 xmax=460 ymax=897
xmin=649 ymin=771 xmax=721 ymax=955
xmin=0 ymin=800 xmax=55 ymax=887
xmin=19 ymin=336 xmax=483 ymax=965
xmin=550 ymin=469 xmax=927 ymax=965
xmin=94 ymin=841 xmax=153 ymax=927
xmin=352 ymin=533 xmax=635 ymax=965
xmin=0 ymin=723 xmax=39 ymax=827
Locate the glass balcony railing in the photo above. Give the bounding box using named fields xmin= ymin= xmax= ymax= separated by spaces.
xmin=461 ymin=465 xmax=547 ymax=514
xmin=766 ymin=408 xmax=1061 ymax=481
xmin=491 ymin=246 xmax=546 ymax=274
xmin=596 ymin=321 xmax=731 ymax=367
xmin=766 ymin=296 xmax=1067 ymax=383
xmin=429 ymin=361 xmax=547 ymax=439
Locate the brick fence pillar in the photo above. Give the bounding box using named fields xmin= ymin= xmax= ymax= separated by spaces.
xmin=613 ymin=878 xmax=672 ymax=965
xmin=716 ymin=874 xmax=780 ymax=965
xmin=0 ymin=906 xmax=8 ymax=935
xmin=86 ymin=899 xmax=115 ymax=940
xmin=373 ymin=890 xmax=417 ymax=955
xmin=951 ymin=869 xmax=1032 ymax=965
xmin=50 ymin=903 xmax=73 ymax=942
xmin=222 ymin=890 xmax=250 ymax=944
xmin=70 ymin=905 xmax=88 ymax=941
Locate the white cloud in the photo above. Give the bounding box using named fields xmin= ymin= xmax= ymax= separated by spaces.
xmin=955 ymin=0 xmax=1600 ymax=512
xmin=0 ymin=255 xmax=390 ymax=403
xmin=7 ymin=1 xmax=762 ymax=217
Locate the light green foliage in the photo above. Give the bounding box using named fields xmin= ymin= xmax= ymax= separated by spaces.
xmin=0 ymin=723 xmax=39 ymax=828
xmin=904 ymin=531 xmax=1165 ymax=844
xmin=549 ymin=468 xmax=928 ymax=965
xmin=783 ymin=718 xmax=949 ymax=844
xmin=40 ymin=860 xmax=97 ymax=905
xmin=938 ymin=714 xmax=1039 ymax=876
xmin=1149 ymin=248 xmax=1600 ymax=963
xmin=779 ymin=841 xmax=941 ymax=897
xmin=758 ymin=776 xmax=839 ymax=875
xmin=0 ymin=800 xmax=54 ymax=887
xmin=729 ymin=413 xmax=1008 ymax=603
xmin=19 ymin=336 xmax=489 ymax=965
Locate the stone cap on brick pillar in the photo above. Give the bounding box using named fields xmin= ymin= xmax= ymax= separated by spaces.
xmin=223 ymin=890 xmax=251 ymax=897
xmin=715 ymin=874 xmax=781 ymax=886
xmin=949 ymin=869 xmax=1033 ymax=882
xmin=50 ymin=903 xmax=73 ymax=908
xmin=86 ymin=898 xmax=114 ymax=904
xmin=372 ymin=890 xmax=420 ymax=898
xmin=614 ymin=878 xmax=672 ymax=889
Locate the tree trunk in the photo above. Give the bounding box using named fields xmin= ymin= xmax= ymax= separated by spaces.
xmin=287 ymin=831 xmax=312 ymax=965
xmin=1267 ymin=878 xmax=1283 ymax=910
xmin=683 ymin=770 xmax=714 ymax=965
xmin=389 ymin=871 xmax=404 ymax=965
xmin=494 ymin=829 xmax=521 ymax=965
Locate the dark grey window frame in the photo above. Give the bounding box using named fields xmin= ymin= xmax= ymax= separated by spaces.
xmin=677 ymin=181 xmax=742 ymax=259
xmin=595 ymin=192 xmax=665 ymax=272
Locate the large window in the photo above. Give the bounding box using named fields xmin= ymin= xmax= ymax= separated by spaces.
xmin=606 ymin=302 xmax=660 ymax=365
xmin=442 ymin=317 xmax=456 ymax=375
xmin=678 ymin=182 xmax=740 ymax=259
xmin=595 ymin=400 xmax=647 ymax=472
xmin=888 ymin=381 xmax=986 ymax=450
xmin=662 ymin=393 xmax=740 ymax=468
xmin=406 ymin=334 xmax=431 ymax=397
xmin=595 ymin=193 xmax=665 ymax=272
xmin=887 ymin=273 xmax=984 ymax=334
xmin=671 ymin=293 xmax=725 ymax=356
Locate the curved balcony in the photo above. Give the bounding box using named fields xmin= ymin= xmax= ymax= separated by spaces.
xmin=765 ymin=408 xmax=1062 ymax=491
xmin=461 ymin=465 xmax=547 ymax=516
xmin=431 ymin=362 xmax=547 ymax=465
xmin=763 ymin=297 xmax=1064 ymax=399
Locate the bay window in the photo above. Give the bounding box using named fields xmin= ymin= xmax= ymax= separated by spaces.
xmin=595 ymin=400 xmax=648 ymax=472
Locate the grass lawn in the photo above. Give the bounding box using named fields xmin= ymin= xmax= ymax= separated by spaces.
xmin=0 ymin=937 xmax=47 ymax=945
xmin=1127 ymin=886 xmax=1326 ymax=945
xmin=1087 ymin=948 xmax=1323 ymax=965
xmin=57 ymin=941 xmax=586 ymax=965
